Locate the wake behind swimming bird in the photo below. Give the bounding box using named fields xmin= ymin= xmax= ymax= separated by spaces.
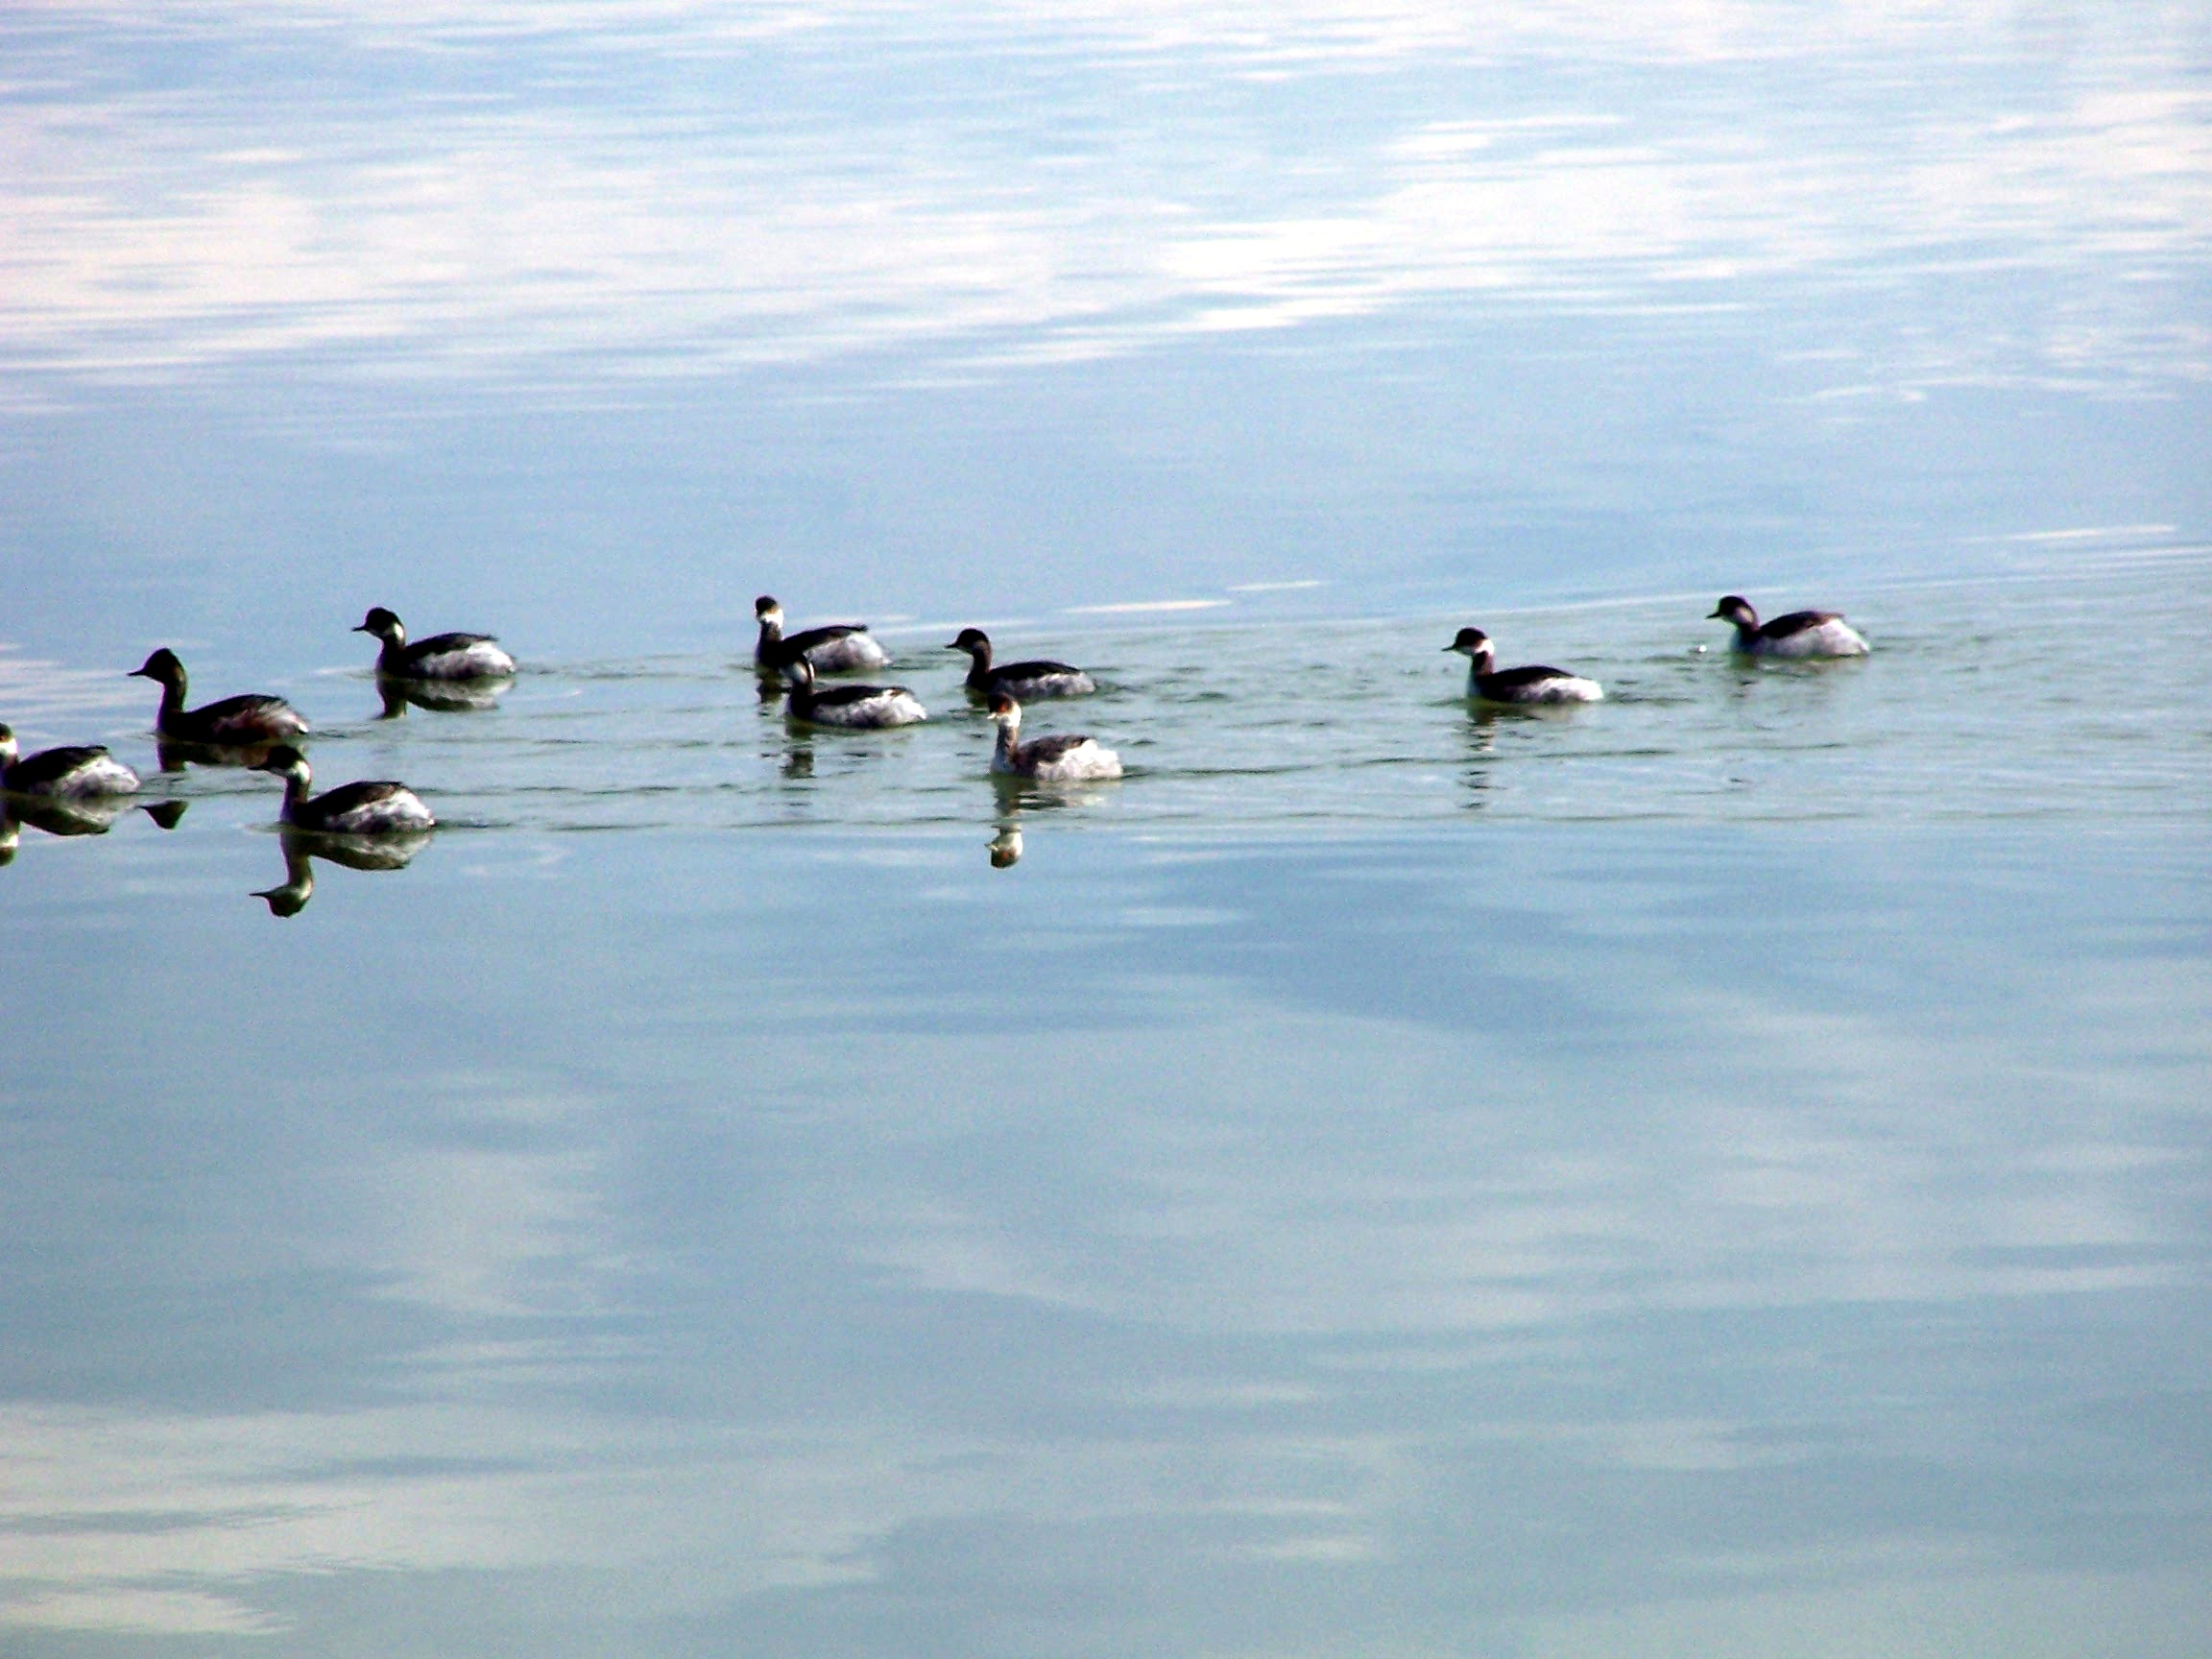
xmin=1709 ymin=595 xmax=1869 ymax=658
xmin=1445 ymin=629 xmax=1604 ymax=705
xmin=987 ymin=692 xmax=1121 ymax=781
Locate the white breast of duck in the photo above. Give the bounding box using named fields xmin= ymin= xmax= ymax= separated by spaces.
xmin=781 ymin=659 xmax=926 ymax=728
xmin=987 ymin=693 xmax=1121 ymax=780
xmin=356 ymin=608 xmax=517 ymax=680
xmin=254 ymin=745 xmax=436 ymax=833
xmin=755 ymin=596 xmax=891 ymax=673
xmin=1709 ymin=595 xmax=1869 ymax=658
xmin=0 ymin=726 xmax=141 ymax=798
xmin=1445 ymin=628 xmax=1603 ymax=704
xmin=947 ymin=628 xmax=1096 ymax=698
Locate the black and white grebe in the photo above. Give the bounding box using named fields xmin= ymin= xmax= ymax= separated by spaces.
xmin=0 ymin=724 xmax=139 ymax=797
xmin=946 ymin=628 xmax=1096 ymax=699
xmin=1708 ymin=595 xmax=1869 ymax=658
xmin=252 ymin=745 xmax=435 ymax=833
xmin=1445 ymin=628 xmax=1604 ymax=704
xmin=130 ymin=649 xmax=309 ymax=744
xmin=754 ymin=595 xmax=891 ymax=674
xmin=781 ymin=658 xmax=926 ymax=728
xmin=354 ymin=607 xmax=517 ymax=681
xmin=987 ymin=692 xmax=1122 ymax=780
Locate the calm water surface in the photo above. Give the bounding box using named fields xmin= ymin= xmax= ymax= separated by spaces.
xmin=5 ymin=557 xmax=2209 ymax=1655
xmin=5 ymin=1 xmax=2211 ymax=1652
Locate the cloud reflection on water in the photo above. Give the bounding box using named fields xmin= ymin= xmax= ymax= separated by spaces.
xmin=2 ymin=1 xmax=2206 ymax=397
xmin=1 ymin=824 xmax=2204 ymax=1647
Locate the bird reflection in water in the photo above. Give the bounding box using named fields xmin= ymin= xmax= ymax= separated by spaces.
xmin=254 ymin=827 xmax=431 ymax=917
xmin=983 ymin=767 xmax=1122 ymax=868
xmin=156 ymin=736 xmax=286 ymax=775
xmin=1460 ymin=704 xmax=1502 ymax=808
xmin=0 ymin=799 xmax=186 ymax=864
xmin=377 ymin=677 xmax=511 ymax=720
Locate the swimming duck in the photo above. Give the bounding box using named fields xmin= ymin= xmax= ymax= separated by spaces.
xmin=755 ymin=595 xmax=891 ymax=674
xmin=252 ymin=745 xmax=435 ymax=833
xmin=0 ymin=724 xmax=140 ymax=797
xmin=1445 ymin=628 xmax=1603 ymax=704
xmin=354 ymin=607 xmax=517 ymax=681
xmin=130 ymin=649 xmax=308 ymax=744
xmin=987 ymin=692 xmax=1122 ymax=780
xmin=947 ymin=628 xmax=1096 ymax=699
xmin=1709 ymin=595 xmax=1869 ymax=658
xmin=781 ymin=658 xmax=926 ymax=729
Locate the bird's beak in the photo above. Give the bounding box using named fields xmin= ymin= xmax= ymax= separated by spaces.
xmin=1707 ymin=607 xmax=1725 ymax=618
xmin=352 ymin=623 xmax=373 ymax=634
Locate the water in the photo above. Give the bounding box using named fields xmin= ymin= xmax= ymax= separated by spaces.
xmin=5 ymin=2 xmax=2212 ymax=1653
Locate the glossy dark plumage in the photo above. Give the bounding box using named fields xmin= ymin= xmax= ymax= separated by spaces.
xmin=254 ymin=745 xmax=434 ymax=833
xmin=131 ymin=649 xmax=308 ymax=744
xmin=355 ymin=607 xmax=516 ymax=681
xmin=1444 ymin=628 xmax=1603 ymax=705
xmin=1709 ymin=595 xmax=1869 ymax=658
xmin=0 ymin=727 xmax=139 ymax=798
xmin=781 ymin=659 xmax=926 ymax=728
xmin=947 ymin=628 xmax=1096 ymax=699
xmin=754 ymin=595 xmax=890 ymax=674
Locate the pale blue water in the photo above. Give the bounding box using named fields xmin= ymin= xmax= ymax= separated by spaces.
xmin=4 ymin=3 xmax=2211 ymax=1653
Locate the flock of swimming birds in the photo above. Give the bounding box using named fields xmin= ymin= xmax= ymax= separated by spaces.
xmin=2 ymin=591 xmax=1869 ymax=843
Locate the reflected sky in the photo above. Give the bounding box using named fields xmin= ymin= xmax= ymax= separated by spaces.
xmin=3 ymin=823 xmax=2207 ymax=1652
xmin=4 ymin=2 xmax=2207 ymax=395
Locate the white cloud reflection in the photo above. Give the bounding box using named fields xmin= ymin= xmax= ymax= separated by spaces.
xmin=1 ymin=1 xmax=2206 ymax=395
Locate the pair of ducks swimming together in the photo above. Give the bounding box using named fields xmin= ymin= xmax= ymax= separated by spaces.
xmin=4 ymin=592 xmax=1869 ymax=833
xmin=2 ymin=608 xmax=510 ymax=835
xmin=1445 ymin=596 xmax=1867 ymax=705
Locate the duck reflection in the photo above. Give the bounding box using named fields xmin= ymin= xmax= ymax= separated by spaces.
xmin=156 ymin=735 xmax=287 ymax=775
xmin=984 ymin=768 xmax=1121 ymax=867
xmin=253 ymin=826 xmax=430 ymax=918
xmin=0 ymin=799 xmax=187 ymax=864
xmin=377 ymin=676 xmax=512 ymax=720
